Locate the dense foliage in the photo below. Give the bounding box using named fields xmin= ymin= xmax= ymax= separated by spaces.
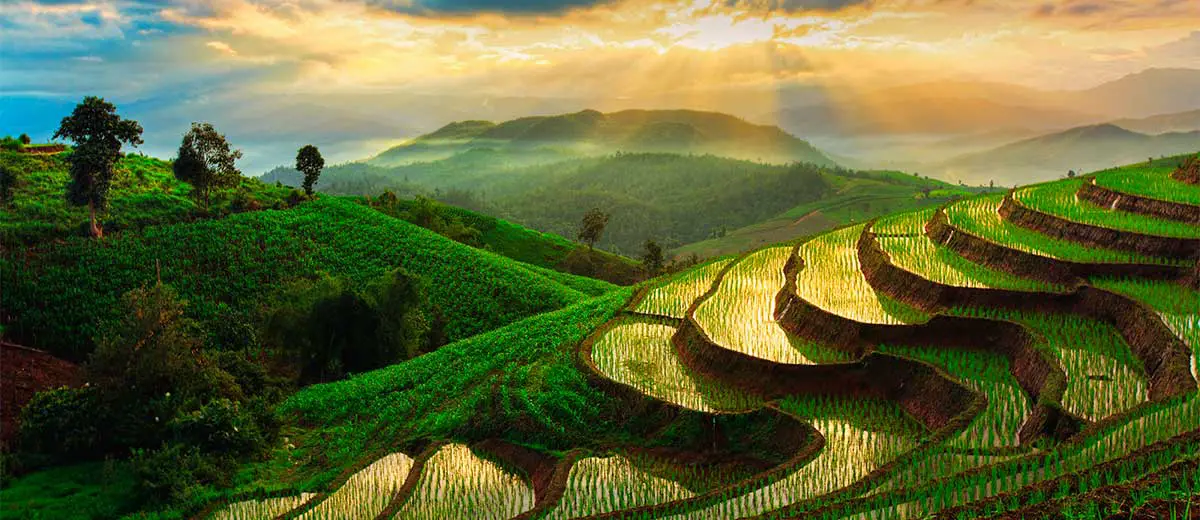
xmin=1 ymin=197 xmax=601 ymax=360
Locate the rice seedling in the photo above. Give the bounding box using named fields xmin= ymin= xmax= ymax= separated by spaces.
xmin=664 ymin=402 xmax=922 ymax=520
xmin=391 ymin=443 xmax=534 ymax=520
xmin=542 ymin=455 xmax=696 ymax=519
xmin=1014 ymin=180 xmax=1200 ymax=238
xmin=877 ymin=345 xmax=1030 ymax=450
xmin=590 ymin=316 xmax=764 ymax=412
xmin=633 ymin=259 xmax=733 ymax=319
xmin=873 ymin=208 xmax=936 ymax=236
xmin=944 ymin=194 xmax=1183 ymax=266
xmin=871 ymin=452 xmax=1022 ymax=495
xmin=1091 ymin=163 xmax=1200 ymax=205
xmin=694 ymin=246 xmax=850 ymax=364
xmin=951 ymin=308 xmax=1148 ymax=422
xmin=793 ymin=224 xmax=930 ymax=325
xmin=876 ymin=211 xmax=1064 ymax=292
xmin=208 ymin=493 xmax=317 ymax=520
xmin=296 ymin=453 xmax=414 ymax=520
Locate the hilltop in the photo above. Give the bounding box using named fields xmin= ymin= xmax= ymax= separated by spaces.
xmin=367 ymin=109 xmax=835 ymax=167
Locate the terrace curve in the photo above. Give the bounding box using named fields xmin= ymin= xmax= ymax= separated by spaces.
xmin=1077 ymin=177 xmax=1200 ymax=225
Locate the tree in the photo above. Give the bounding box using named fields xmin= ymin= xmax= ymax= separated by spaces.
xmin=18 ymin=133 xmax=31 ymax=145
xmin=53 ymin=96 xmax=144 ymax=237
xmin=1067 ymin=170 xmax=1076 ymax=178
xmin=295 ymin=144 xmax=325 ymax=196
xmin=578 ymin=207 xmax=610 ymax=250
xmin=641 ymin=239 xmax=665 ymax=276
xmin=174 ymin=122 xmax=243 ymax=212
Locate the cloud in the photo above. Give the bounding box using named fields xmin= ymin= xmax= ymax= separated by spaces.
xmin=723 ymin=0 xmax=871 ymax=13
xmin=369 ymin=0 xmax=613 ymax=15
xmin=205 ymin=40 xmax=237 ymax=55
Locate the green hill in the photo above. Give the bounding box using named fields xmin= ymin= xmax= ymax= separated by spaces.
xmin=367 ymin=109 xmax=835 ymax=167
xmin=0 ymin=151 xmax=295 ymax=245
xmin=1 ymin=196 xmax=612 ymax=360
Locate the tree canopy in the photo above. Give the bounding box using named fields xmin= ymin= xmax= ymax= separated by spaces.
xmin=295 ymin=144 xmax=325 ymax=196
xmin=578 ymin=207 xmax=610 ymax=250
xmin=52 ymin=96 xmax=144 ymax=237
xmin=174 ymin=122 xmax=243 ymax=211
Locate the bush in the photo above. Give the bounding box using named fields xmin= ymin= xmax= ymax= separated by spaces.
xmin=131 ymin=443 xmax=228 ymax=504
xmin=168 ymin=399 xmax=269 ymax=457
xmin=18 ymin=386 xmax=105 ymax=459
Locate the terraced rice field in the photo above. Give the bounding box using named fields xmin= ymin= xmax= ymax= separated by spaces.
xmin=792 ymin=225 xmax=929 ymax=325
xmin=590 ymin=316 xmax=763 ymax=412
xmin=876 ymin=211 xmax=1063 ymax=292
xmin=542 ymin=455 xmax=697 ymax=519
xmin=216 ymin=156 xmax=1200 ymax=520
xmin=209 ymin=494 xmax=318 ymax=520
xmin=391 ymin=444 xmax=535 ymax=519
xmin=1014 ymin=180 xmax=1200 ymax=238
xmin=1093 ymin=165 xmax=1200 ymax=206
xmin=297 ymin=453 xmax=414 ymax=519
xmin=693 ymin=246 xmax=849 ymax=364
xmin=945 ymin=194 xmax=1183 ymax=266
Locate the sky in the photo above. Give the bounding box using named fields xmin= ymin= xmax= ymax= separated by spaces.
xmin=2 ymin=0 xmax=1199 ymax=173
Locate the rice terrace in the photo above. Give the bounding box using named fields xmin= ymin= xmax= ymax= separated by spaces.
xmin=3 ymin=1 xmax=1200 ymax=519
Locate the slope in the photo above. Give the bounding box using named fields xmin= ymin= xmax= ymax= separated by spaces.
xmin=0 ymin=197 xmax=608 ymax=360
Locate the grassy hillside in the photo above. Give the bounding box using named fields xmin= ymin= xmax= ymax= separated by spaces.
xmin=367 ymin=109 xmax=834 ymax=167
xmin=1 ymin=197 xmax=611 ymax=360
xmin=0 ymin=151 xmax=295 ymax=244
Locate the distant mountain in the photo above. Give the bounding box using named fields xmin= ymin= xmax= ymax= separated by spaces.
xmin=368 ymin=109 xmax=835 ymax=167
xmin=1069 ymin=68 xmax=1200 ymax=118
xmin=1110 ymin=109 xmax=1200 ymax=135
xmin=937 ymin=124 xmax=1200 ymax=185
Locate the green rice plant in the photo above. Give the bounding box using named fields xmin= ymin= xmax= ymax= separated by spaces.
xmin=873 ymin=208 xmax=936 ymax=236
xmin=877 ymin=345 xmax=1030 ymax=450
xmin=590 ymin=316 xmax=763 ymax=413
xmin=877 ymin=211 xmax=1064 ymax=292
xmin=870 ymin=452 xmax=1022 ymax=496
xmin=1091 ymin=277 xmax=1199 ymax=357
xmin=793 ymin=225 xmax=929 ymax=325
xmin=543 ymin=455 xmax=696 ymax=519
xmin=1014 ymin=180 xmax=1200 ymax=238
xmin=694 ymin=246 xmax=850 ymax=364
xmin=945 ymin=194 xmax=1182 ymax=266
xmin=391 ymin=443 xmax=534 ymax=519
xmin=950 ymin=308 xmax=1148 ymax=422
xmin=1092 ymin=162 xmax=1200 ymax=205
xmin=297 ymin=452 xmax=414 ymax=519
xmin=633 ymin=259 xmax=733 ymax=319
xmin=666 ymin=399 xmax=922 ymax=520
xmin=208 ymin=494 xmax=317 ymax=520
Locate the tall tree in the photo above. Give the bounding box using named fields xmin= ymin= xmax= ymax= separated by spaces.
xmin=174 ymin=122 xmax=243 ymax=212
xmin=578 ymin=207 xmax=610 ymax=250
xmin=641 ymin=239 xmax=664 ymax=276
xmin=295 ymin=145 xmax=325 ymax=196
xmin=52 ymin=96 xmax=144 ymax=237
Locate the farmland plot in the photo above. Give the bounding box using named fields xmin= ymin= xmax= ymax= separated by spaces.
xmin=209 ymin=494 xmax=317 ymax=520
xmin=694 ymin=246 xmax=849 ymax=364
xmin=1093 ymin=165 xmax=1200 ymax=206
xmin=1014 ymin=180 xmax=1200 ymax=238
xmin=296 ymin=453 xmax=414 ymax=520
xmin=391 ymin=443 xmax=534 ymax=520
xmin=590 ymin=317 xmax=763 ymax=413
xmin=793 ymin=225 xmax=929 ymax=325
xmin=542 ymin=455 xmax=696 ymax=519
xmin=634 ymin=259 xmax=733 ymax=319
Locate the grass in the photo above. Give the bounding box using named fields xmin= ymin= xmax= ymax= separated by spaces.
xmin=876 ymin=210 xmax=1066 ymax=293
xmin=590 ymin=316 xmax=763 ymax=413
xmin=0 ymin=151 xmax=293 ymax=245
xmin=0 ymin=461 xmax=140 ymax=520
xmin=694 ymin=246 xmax=850 ymax=364
xmin=793 ymin=225 xmax=930 ymax=325
xmin=633 ymin=259 xmax=733 ymax=319
xmin=1014 ymin=179 xmax=1200 ymax=238
xmin=391 ymin=443 xmax=535 ymax=520
xmin=1 ymin=197 xmax=599 ymax=359
xmin=945 ymin=193 xmax=1184 ymax=266
xmin=1091 ymin=158 xmax=1200 ymax=206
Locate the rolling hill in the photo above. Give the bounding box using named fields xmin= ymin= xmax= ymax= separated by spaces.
xmin=366 ymin=109 xmax=836 ymax=167
xmin=1111 ymin=108 xmax=1200 ymax=135
xmin=937 ymin=124 xmax=1200 ymax=185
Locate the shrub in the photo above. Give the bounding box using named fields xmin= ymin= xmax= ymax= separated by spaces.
xmin=131 ymin=443 xmax=228 ymax=504
xmin=18 ymin=386 xmax=105 ymax=459
xmin=167 ymin=399 xmax=269 ymax=457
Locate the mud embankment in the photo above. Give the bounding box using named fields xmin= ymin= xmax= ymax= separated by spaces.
xmin=999 ymin=191 xmax=1200 ymax=261
xmin=926 ymin=209 xmax=1186 ymax=283
xmin=859 ymin=226 xmax=1196 ymax=403
xmin=1171 ymin=157 xmax=1200 ymax=185
xmin=1078 ymin=178 xmax=1200 ymax=224
xmin=0 ymin=341 xmax=81 ymax=450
